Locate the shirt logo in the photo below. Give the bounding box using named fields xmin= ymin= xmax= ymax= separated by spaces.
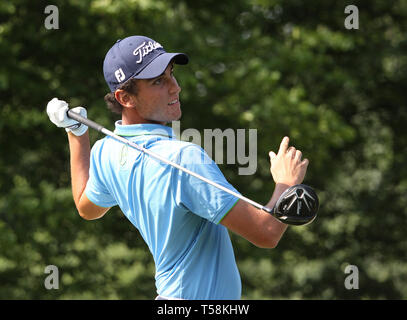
xmin=133 ymin=41 xmax=163 ymax=64
xmin=120 ymin=145 xmax=128 ymax=166
xmin=115 ymin=68 xmax=125 ymax=83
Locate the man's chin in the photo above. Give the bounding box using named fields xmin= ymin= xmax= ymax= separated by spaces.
xmin=170 ymin=110 xmax=182 ymax=122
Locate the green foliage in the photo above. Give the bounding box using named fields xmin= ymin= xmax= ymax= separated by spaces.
xmin=0 ymin=0 xmax=406 ymax=299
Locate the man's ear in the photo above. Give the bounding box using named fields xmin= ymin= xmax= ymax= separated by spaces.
xmin=115 ymin=89 xmax=137 ymax=108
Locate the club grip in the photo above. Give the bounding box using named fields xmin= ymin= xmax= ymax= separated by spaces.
xmin=67 ymin=109 xmax=105 ymax=132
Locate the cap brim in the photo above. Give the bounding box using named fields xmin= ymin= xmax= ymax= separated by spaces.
xmin=133 ymin=53 xmax=188 ymax=80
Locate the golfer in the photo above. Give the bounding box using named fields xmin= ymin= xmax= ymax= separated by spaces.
xmin=46 ymin=35 xmax=309 ymax=300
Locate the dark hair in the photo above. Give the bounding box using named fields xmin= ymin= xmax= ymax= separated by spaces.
xmin=104 ymin=79 xmax=139 ymax=114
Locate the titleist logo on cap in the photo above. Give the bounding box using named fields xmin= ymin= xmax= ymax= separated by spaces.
xmin=133 ymin=41 xmax=163 ymax=64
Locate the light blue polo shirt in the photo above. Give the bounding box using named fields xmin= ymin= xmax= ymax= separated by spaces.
xmin=85 ymin=121 xmax=241 ymax=299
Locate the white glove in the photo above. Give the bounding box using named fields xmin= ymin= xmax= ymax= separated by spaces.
xmin=46 ymin=98 xmax=88 ymax=136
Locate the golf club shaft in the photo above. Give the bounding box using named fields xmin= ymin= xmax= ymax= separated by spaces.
xmin=67 ymin=109 xmax=273 ymax=214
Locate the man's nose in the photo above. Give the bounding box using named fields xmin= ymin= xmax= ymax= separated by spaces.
xmin=169 ymin=76 xmax=181 ymax=95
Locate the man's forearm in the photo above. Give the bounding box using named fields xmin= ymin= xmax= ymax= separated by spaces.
xmin=67 ymin=130 xmax=90 ymax=208
xmin=220 ymin=182 xmax=291 ymax=248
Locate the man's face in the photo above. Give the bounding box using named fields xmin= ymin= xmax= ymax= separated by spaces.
xmin=134 ymin=62 xmax=182 ymax=124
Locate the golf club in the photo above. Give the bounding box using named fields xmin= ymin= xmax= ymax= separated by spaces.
xmin=67 ymin=109 xmax=318 ymax=225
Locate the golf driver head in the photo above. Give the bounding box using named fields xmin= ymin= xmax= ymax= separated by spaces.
xmin=273 ymin=184 xmax=319 ymax=226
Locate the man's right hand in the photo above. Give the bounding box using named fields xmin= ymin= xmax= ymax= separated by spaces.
xmin=46 ymin=98 xmax=88 ymax=136
xmin=268 ymin=136 xmax=309 ymax=186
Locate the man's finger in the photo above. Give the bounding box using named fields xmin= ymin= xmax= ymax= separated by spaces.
xmin=286 ymin=146 xmax=296 ymax=158
xmin=269 ymin=151 xmax=277 ymax=161
xmin=278 ymin=136 xmax=289 ymax=156
xmin=294 ymin=150 xmax=302 ymax=161
xmin=56 ymin=105 xmax=69 ymax=123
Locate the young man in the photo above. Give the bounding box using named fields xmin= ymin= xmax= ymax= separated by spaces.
xmin=46 ymin=35 xmax=309 ymax=300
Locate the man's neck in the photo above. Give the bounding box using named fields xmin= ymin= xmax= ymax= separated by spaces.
xmin=121 ymin=109 xmax=165 ymax=126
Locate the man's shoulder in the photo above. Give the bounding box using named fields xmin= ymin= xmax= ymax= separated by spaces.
xmin=91 ymin=136 xmax=111 ymax=151
xmin=148 ymin=138 xmax=210 ymax=166
xmin=167 ymin=139 xmax=203 ymax=151
xmin=90 ymin=135 xmax=209 ymax=165
xmin=172 ymin=139 xmax=207 ymax=154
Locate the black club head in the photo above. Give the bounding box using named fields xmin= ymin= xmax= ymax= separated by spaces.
xmin=273 ymin=184 xmax=319 ymax=226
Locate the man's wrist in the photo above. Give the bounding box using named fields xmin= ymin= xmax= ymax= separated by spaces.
xmin=274 ymin=183 xmax=291 ymax=193
xmin=65 ymin=124 xmax=88 ymax=136
xmin=266 ymin=183 xmax=291 ymax=210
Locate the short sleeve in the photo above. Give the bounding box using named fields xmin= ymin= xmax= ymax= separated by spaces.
xmin=173 ymin=145 xmax=240 ymax=224
xmin=84 ymin=141 xmax=117 ymax=208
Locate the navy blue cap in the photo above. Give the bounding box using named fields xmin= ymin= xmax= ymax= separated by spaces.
xmin=103 ymin=35 xmax=189 ymax=92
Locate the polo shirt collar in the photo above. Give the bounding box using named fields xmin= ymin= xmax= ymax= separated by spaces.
xmin=113 ymin=120 xmax=176 ymax=139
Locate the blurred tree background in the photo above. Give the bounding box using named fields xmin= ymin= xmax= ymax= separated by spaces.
xmin=0 ymin=0 xmax=406 ymax=299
